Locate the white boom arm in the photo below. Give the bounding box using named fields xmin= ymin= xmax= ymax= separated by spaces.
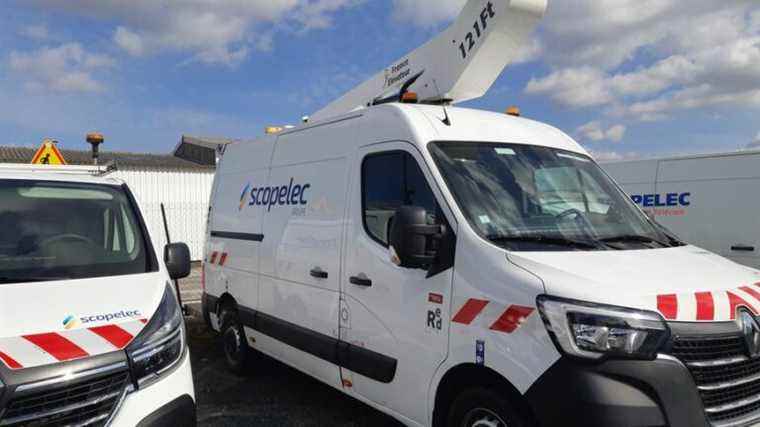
xmin=310 ymin=0 xmax=547 ymax=122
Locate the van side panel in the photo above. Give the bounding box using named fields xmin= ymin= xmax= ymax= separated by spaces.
xmin=656 ymin=154 xmax=760 ymax=267
xmin=256 ymin=121 xmax=355 ymax=388
xmin=206 ymin=139 xmax=276 ymax=315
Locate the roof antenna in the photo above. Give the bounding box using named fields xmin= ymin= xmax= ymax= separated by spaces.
xmin=432 ymin=79 xmax=452 ymax=126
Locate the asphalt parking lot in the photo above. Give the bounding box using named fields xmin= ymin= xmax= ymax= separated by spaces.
xmin=185 ymin=307 xmax=403 ymax=426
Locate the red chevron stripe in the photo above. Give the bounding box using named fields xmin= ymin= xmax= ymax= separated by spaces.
xmin=210 ymin=252 xmax=219 ymax=264
xmin=23 ymin=333 xmax=88 ymax=362
xmin=490 ymin=305 xmax=535 ymax=333
xmin=657 ymin=294 xmax=678 ymax=320
xmin=452 ymin=299 xmax=489 ymax=325
xmin=727 ymin=291 xmax=757 ymax=319
xmin=219 ymin=252 xmax=228 ymax=266
xmin=741 ymin=286 xmax=760 ymax=305
xmin=88 ymin=324 xmax=134 ymax=349
xmin=695 ymin=292 xmax=715 ymax=321
xmin=0 ymin=351 xmax=22 ymax=369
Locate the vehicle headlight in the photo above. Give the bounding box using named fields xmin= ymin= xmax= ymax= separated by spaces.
xmin=536 ymin=295 xmax=669 ymax=360
xmin=127 ymin=283 xmax=185 ymax=388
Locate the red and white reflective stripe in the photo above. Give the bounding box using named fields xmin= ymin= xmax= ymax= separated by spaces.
xmin=208 ymin=251 xmax=228 ymax=265
xmin=656 ymin=284 xmax=760 ymax=321
xmin=451 ymin=298 xmax=535 ymax=334
xmin=0 ymin=318 xmax=147 ymax=370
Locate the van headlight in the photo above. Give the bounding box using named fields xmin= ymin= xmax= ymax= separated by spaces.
xmin=537 ymin=295 xmax=669 ymax=360
xmin=127 ymin=283 xmax=185 ymax=388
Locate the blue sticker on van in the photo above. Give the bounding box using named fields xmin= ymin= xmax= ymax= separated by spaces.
xmin=630 ymin=192 xmax=691 ymax=208
xmin=241 ymin=178 xmax=311 ymax=212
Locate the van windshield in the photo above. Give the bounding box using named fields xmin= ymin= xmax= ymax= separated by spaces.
xmin=0 ymin=180 xmax=154 ymax=284
xmin=429 ymin=142 xmax=679 ymax=251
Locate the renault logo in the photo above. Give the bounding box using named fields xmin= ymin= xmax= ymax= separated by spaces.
xmin=738 ymin=309 xmax=760 ymax=358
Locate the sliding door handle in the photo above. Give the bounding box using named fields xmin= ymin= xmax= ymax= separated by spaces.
xmin=349 ymin=275 xmax=372 ymax=287
xmin=310 ymin=268 xmax=329 ymax=279
xmin=731 ymin=245 xmax=756 ymax=252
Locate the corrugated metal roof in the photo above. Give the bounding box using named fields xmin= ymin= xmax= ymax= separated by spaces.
xmin=0 ymin=145 xmax=215 ymax=171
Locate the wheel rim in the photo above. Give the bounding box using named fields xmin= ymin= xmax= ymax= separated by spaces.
xmin=462 ymin=407 xmax=507 ymax=427
xmin=224 ymin=323 xmax=243 ymax=363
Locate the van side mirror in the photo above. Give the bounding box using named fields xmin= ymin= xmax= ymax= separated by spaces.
xmin=389 ymin=206 xmax=442 ymax=269
xmin=165 ymin=242 xmax=191 ymax=280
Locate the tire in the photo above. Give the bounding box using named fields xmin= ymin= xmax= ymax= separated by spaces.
xmin=447 ymin=388 xmax=530 ymax=427
xmin=219 ymin=306 xmax=250 ymax=375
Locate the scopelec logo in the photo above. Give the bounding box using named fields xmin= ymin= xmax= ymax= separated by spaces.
xmin=240 ymin=178 xmax=311 ymax=212
xmin=63 ymin=310 xmax=141 ymax=330
xmin=63 ymin=315 xmax=81 ymax=330
xmin=631 ymin=192 xmax=691 ymax=208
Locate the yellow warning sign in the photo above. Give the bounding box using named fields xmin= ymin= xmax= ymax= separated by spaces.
xmin=31 ymin=139 xmax=67 ymax=165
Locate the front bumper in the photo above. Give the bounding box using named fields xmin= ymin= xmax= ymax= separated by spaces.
xmin=525 ymin=354 xmax=708 ymax=427
xmin=110 ymin=351 xmax=196 ymax=426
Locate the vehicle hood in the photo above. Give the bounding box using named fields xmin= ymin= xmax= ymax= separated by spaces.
xmin=508 ymin=245 xmax=760 ymax=322
xmin=0 ymin=273 xmax=164 ymax=370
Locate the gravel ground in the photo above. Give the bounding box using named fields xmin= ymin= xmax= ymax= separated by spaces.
xmin=186 ymin=307 xmax=403 ymax=427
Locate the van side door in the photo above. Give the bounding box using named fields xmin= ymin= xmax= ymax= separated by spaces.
xmin=341 ymin=142 xmax=456 ymax=425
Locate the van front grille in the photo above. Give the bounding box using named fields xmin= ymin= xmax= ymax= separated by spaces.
xmin=670 ymin=334 xmax=760 ymax=426
xmin=0 ymin=365 xmax=129 ymax=427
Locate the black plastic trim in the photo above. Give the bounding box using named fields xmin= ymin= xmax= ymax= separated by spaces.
xmin=136 ymin=394 xmax=196 ymax=427
xmin=236 ymin=305 xmax=397 ymax=383
xmin=210 ymin=231 xmax=264 ymax=242
xmin=526 ymin=355 xmax=707 ymax=427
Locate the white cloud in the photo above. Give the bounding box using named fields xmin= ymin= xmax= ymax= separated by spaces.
xmin=391 ymin=0 xmax=465 ymax=28
xmin=25 ymin=0 xmax=361 ymax=66
xmin=522 ymin=2 xmax=759 ymax=121
xmin=20 ymin=24 xmax=49 ymax=40
xmin=576 ymin=121 xmax=627 ymax=143
xmin=114 ymin=27 xmax=144 ymax=56
xmin=526 ymin=67 xmax=613 ymax=107
xmin=8 ymin=43 xmax=115 ymax=93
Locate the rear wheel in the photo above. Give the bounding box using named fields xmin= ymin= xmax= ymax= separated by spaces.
xmin=219 ymin=307 xmax=250 ymax=375
xmin=447 ymin=388 xmax=530 ymax=427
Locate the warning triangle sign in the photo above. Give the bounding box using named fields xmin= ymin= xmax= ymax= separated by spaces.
xmin=31 ymin=140 xmax=67 ymax=165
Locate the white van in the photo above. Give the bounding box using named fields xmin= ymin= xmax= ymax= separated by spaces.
xmin=201 ymin=101 xmax=760 ymax=427
xmin=0 ymin=165 xmax=196 ymax=426
xmin=602 ymin=150 xmax=760 ymax=270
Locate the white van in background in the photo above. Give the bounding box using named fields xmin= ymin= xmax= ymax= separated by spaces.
xmin=602 ymin=150 xmax=760 ymax=269
xmin=0 ymin=164 xmax=196 ymax=426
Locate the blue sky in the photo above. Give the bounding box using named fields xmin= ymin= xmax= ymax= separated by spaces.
xmin=2 ymin=0 xmax=759 ymax=160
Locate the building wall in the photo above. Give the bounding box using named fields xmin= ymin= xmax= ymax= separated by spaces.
xmin=112 ymin=168 xmax=214 ymax=261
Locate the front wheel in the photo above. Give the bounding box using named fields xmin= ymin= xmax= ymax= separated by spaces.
xmin=219 ymin=307 xmax=250 ymax=375
xmin=447 ymin=388 xmax=531 ymax=427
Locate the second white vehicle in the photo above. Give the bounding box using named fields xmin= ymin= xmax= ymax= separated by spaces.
xmin=0 ymin=164 xmax=196 ymax=426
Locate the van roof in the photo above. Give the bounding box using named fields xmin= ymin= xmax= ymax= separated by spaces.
xmin=406 ymin=104 xmax=587 ymax=154
xmin=294 ymin=103 xmax=587 ymax=156
xmin=0 ymin=169 xmax=124 ymax=186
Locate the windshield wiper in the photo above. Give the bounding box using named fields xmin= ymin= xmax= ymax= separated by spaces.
xmin=600 ymin=235 xmax=669 ymax=247
xmin=487 ymin=234 xmax=603 ymax=250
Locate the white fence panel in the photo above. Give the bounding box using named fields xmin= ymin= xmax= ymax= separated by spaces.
xmin=112 ymin=168 xmax=213 ymax=261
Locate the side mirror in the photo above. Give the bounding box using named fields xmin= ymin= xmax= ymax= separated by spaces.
xmin=165 ymin=242 xmax=191 ymax=280
xmin=389 ymin=206 xmax=442 ymax=269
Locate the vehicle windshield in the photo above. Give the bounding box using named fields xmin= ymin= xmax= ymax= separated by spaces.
xmin=0 ymin=180 xmax=154 ymax=284
xmin=429 ymin=142 xmax=678 ymax=251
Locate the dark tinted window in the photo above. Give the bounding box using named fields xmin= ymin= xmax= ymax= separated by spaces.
xmin=362 ymin=151 xmax=438 ymax=246
xmin=0 ymin=180 xmax=155 ymax=284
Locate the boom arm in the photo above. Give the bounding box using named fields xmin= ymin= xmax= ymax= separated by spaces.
xmin=310 ymin=0 xmax=547 ymax=122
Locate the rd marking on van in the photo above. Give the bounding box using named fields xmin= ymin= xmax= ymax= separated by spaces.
xmin=451 ymin=298 xmax=535 ymax=334
xmin=655 ymin=285 xmax=760 ymax=321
